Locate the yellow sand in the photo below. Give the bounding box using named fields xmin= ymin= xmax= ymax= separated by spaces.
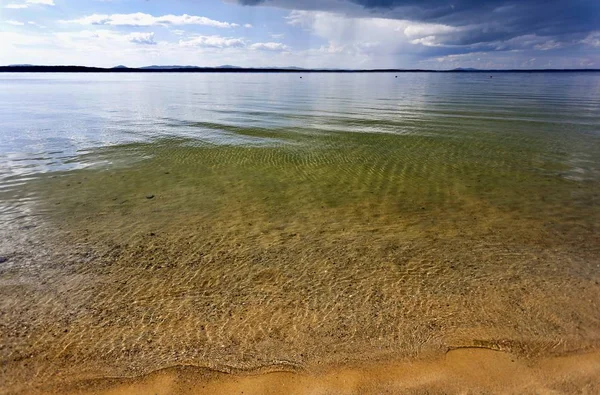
xmin=37 ymin=348 xmax=600 ymax=394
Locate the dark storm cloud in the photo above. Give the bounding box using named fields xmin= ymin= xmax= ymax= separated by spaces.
xmin=231 ymin=0 xmax=600 ymax=51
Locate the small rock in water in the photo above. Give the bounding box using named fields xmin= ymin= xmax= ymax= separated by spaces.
xmin=0 ymin=256 xmax=7 ymax=264
xmin=146 ymin=194 xmax=155 ymax=199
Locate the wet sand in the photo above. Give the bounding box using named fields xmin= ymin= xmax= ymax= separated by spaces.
xmin=35 ymin=349 xmax=600 ymax=394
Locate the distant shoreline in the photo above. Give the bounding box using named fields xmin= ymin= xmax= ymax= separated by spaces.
xmin=1 ymin=65 xmax=599 ymax=73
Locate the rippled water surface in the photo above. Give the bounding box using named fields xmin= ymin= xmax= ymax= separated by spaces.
xmin=1 ymin=72 xmax=600 ymax=391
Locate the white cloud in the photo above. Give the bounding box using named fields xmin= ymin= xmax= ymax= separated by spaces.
xmin=581 ymin=32 xmax=600 ymax=48
xmin=403 ymin=24 xmax=462 ymax=38
xmin=410 ymin=36 xmax=443 ymax=47
xmin=129 ymin=32 xmax=156 ymax=45
xmin=179 ymin=35 xmax=246 ymax=48
xmin=492 ymin=34 xmax=568 ymax=52
xmin=44 ymin=29 xmax=162 ymax=52
xmin=250 ymin=42 xmax=289 ymax=51
xmin=3 ymin=0 xmax=54 ymax=8
xmin=6 ymin=20 xmax=25 ymax=26
xmin=65 ymin=13 xmax=239 ymax=28
xmin=177 ymin=36 xmax=287 ymax=51
xmin=244 ymin=24 xmax=253 ymax=28
xmin=27 ymin=21 xmax=46 ymax=28
xmin=285 ymin=11 xmax=308 ymax=27
xmin=534 ymin=40 xmax=563 ymax=51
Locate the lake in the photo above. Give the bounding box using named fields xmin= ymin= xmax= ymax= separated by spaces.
xmin=1 ymin=72 xmax=599 ymax=392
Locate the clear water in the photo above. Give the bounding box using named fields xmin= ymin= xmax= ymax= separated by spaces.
xmin=1 ymin=72 xmax=599 ymax=390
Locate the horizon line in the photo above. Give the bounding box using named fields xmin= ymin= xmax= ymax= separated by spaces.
xmin=1 ymin=65 xmax=599 ymax=73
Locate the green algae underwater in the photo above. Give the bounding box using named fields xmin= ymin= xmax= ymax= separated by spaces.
xmin=0 ymin=73 xmax=599 ymax=392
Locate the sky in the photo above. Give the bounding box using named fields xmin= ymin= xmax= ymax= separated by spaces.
xmin=0 ymin=0 xmax=599 ymax=69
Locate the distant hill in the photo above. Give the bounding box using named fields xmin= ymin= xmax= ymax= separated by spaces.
xmin=453 ymin=67 xmax=479 ymax=71
xmin=117 ymin=64 xmax=305 ymax=70
xmin=139 ymin=65 xmax=298 ymax=70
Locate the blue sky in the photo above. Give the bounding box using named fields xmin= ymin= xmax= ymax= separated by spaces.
xmin=0 ymin=0 xmax=598 ymax=69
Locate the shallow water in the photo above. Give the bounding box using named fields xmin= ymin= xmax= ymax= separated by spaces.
xmin=1 ymin=72 xmax=600 ymax=391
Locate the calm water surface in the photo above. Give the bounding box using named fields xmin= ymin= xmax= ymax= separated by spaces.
xmin=1 ymin=73 xmax=599 ymax=391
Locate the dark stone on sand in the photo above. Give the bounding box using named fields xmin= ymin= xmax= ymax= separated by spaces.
xmin=0 ymin=256 xmax=7 ymax=263
xmin=146 ymin=195 xmax=155 ymax=199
